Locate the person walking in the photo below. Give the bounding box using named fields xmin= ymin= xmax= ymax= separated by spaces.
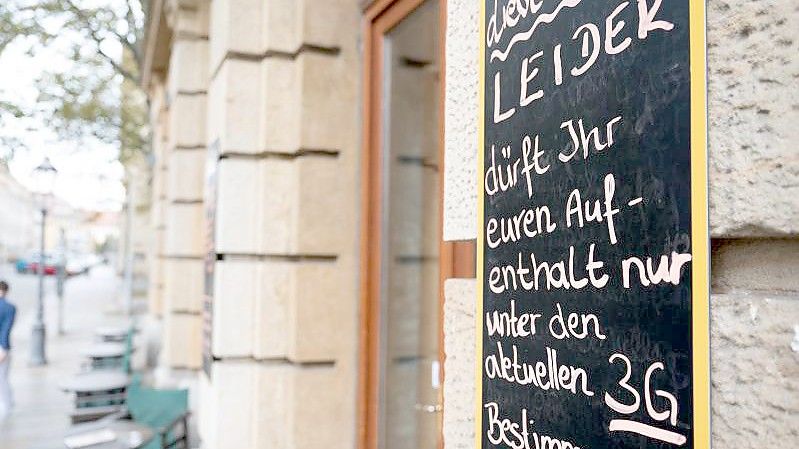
xmin=0 ymin=280 xmax=16 ymax=420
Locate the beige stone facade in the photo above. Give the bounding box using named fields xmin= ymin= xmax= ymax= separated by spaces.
xmin=144 ymin=0 xmax=209 ymax=370
xmin=119 ymin=155 xmax=153 ymax=300
xmin=144 ymin=0 xmax=361 ymax=447
xmin=140 ymin=0 xmax=798 ymax=448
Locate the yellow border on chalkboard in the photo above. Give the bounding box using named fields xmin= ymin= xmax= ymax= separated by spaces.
xmin=475 ymin=1 xmax=711 ymax=448
xmin=689 ymin=0 xmax=711 ymax=447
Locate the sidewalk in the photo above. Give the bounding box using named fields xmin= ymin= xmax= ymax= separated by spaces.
xmin=0 ymin=263 xmax=128 ymax=449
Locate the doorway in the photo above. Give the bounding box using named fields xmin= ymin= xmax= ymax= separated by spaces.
xmin=360 ymin=1 xmax=447 ymax=448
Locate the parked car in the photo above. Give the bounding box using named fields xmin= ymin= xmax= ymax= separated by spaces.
xmin=17 ymin=252 xmax=58 ymax=275
xmin=14 ymin=258 xmax=28 ymax=273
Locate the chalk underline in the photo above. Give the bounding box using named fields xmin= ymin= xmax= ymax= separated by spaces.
xmin=608 ymin=419 xmax=687 ymax=446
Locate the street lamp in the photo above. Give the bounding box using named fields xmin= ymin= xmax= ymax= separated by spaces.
xmin=30 ymin=157 xmax=57 ymax=366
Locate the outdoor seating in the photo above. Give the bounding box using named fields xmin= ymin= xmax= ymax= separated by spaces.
xmin=62 ymin=320 xmax=190 ymax=447
xmin=61 ymin=379 xmax=189 ymax=449
xmin=59 ymin=370 xmax=131 ymax=423
xmin=95 ymin=324 xmax=137 ymax=343
xmin=84 ymin=326 xmax=135 ymax=373
xmin=82 ymin=342 xmax=127 ymax=370
xmin=61 ymin=417 xmax=155 ymax=449
xmin=125 ymin=382 xmax=190 ymax=449
xmin=62 ymin=327 xmax=137 ymax=423
xmin=28 ymin=410 xmax=154 ymax=449
xmin=67 ymin=405 xmax=127 ymax=427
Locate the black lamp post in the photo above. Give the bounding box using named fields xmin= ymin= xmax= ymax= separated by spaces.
xmin=30 ymin=157 xmax=57 ymax=366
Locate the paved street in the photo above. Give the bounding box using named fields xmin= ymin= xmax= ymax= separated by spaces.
xmin=0 ymin=263 xmax=127 ymax=449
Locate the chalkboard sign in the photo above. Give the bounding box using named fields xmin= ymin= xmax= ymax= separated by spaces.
xmin=477 ymin=1 xmax=709 ymax=449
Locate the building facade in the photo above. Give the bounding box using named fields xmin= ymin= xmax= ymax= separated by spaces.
xmin=140 ymin=1 xmax=798 ymax=448
xmin=0 ymin=162 xmax=37 ymax=262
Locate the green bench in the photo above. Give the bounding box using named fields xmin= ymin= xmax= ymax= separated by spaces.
xmin=119 ymin=328 xmax=190 ymax=448
xmin=125 ymin=380 xmax=190 ymax=449
xmin=64 ymin=324 xmax=191 ymax=448
xmin=63 ymin=378 xmax=190 ymax=449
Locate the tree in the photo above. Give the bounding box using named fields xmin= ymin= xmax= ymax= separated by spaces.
xmin=0 ymin=0 xmax=148 ymax=164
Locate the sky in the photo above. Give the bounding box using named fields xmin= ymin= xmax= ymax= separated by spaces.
xmin=0 ymin=28 xmax=127 ymax=213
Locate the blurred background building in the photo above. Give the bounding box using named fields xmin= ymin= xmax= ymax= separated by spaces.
xmin=0 ymin=160 xmax=109 ymax=262
xmin=0 ymin=161 xmax=37 ymax=262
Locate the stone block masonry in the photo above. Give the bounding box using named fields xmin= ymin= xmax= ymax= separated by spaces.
xmin=199 ymin=0 xmax=362 ymax=447
xmin=144 ymin=3 xmax=362 ymax=445
xmin=147 ymin=81 xmax=169 ymax=318
xmin=147 ymin=0 xmax=211 ymax=371
xmin=706 ymin=0 xmax=799 ymax=237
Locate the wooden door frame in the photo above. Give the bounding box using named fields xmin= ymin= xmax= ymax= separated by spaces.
xmin=358 ymin=1 xmax=454 ymax=448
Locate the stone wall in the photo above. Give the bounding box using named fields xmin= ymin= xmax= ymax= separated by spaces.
xmin=147 ymin=78 xmax=167 ymax=319
xmin=147 ymin=0 xmax=211 ymax=371
xmin=123 ymin=155 xmax=152 ymax=299
xmin=144 ymin=1 xmax=364 ymax=447
xmin=197 ymin=0 xmax=362 ymax=447
xmin=441 ymin=1 xmax=799 ymax=448
xmin=706 ymin=0 xmax=799 ymax=237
